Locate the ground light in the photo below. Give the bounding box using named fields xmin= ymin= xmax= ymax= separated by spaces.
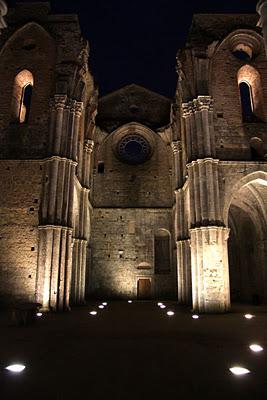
xmin=36 ymin=312 xmax=43 ymax=317
xmin=102 ymin=302 xmax=107 ymax=306
xmin=244 ymin=314 xmax=254 ymax=319
xmin=157 ymin=302 xmax=163 ymax=306
xmin=192 ymin=314 xmax=199 ymax=319
xmin=128 ymin=300 xmax=132 ymax=303
xmin=229 ymin=366 xmax=250 ymax=376
xmin=167 ymin=311 xmax=174 ymax=316
xmin=249 ymin=344 xmax=263 ymax=352
xmin=90 ymin=311 xmax=97 ymax=316
xmin=160 ymin=305 xmax=166 ymax=309
xmin=5 ymin=364 xmax=26 ymax=373
xmin=98 ymin=305 xmax=104 ymax=309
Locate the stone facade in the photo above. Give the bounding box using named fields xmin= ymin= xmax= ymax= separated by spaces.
xmin=0 ymin=2 xmax=267 ymax=312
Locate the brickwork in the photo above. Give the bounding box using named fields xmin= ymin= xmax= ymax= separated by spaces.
xmin=90 ymin=208 xmax=176 ymax=299
xmin=0 ymin=160 xmax=42 ymax=304
xmin=0 ymin=2 xmax=267 ymax=312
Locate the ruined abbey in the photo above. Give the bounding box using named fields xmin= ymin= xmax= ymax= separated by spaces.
xmin=0 ymin=1 xmax=267 ymax=313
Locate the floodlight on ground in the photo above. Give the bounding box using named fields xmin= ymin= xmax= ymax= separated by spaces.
xmin=90 ymin=311 xmax=97 ymax=316
xmin=244 ymin=314 xmax=254 ymax=319
xmin=98 ymin=305 xmax=104 ymax=309
xmin=102 ymin=302 xmax=107 ymax=306
xmin=167 ymin=311 xmax=174 ymax=316
xmin=128 ymin=300 xmax=132 ymax=303
xmin=249 ymin=344 xmax=263 ymax=352
xmin=5 ymin=364 xmax=26 ymax=373
xmin=36 ymin=312 xmax=43 ymax=317
xmin=157 ymin=302 xmax=163 ymax=306
xmin=192 ymin=314 xmax=199 ymax=319
xmin=160 ymin=305 xmax=166 ymax=309
xmin=229 ymin=366 xmax=250 ymax=376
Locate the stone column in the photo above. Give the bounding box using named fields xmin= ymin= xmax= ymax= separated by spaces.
xmin=177 ymin=239 xmax=191 ymax=304
xmin=171 ymin=141 xmax=183 ymax=189
xmin=182 ymin=96 xmax=215 ymax=162
xmin=72 ymin=102 xmax=83 ymax=161
xmin=53 ymin=95 xmax=67 ymax=155
xmin=37 ymin=94 xmax=84 ymax=312
xmin=83 ymin=139 xmax=94 ymax=188
xmin=175 ymin=189 xmax=192 ymax=305
xmin=257 ymin=0 xmax=267 ymax=56
xmin=190 ymin=227 xmax=230 ymax=313
xmin=181 ymin=104 xmax=192 ymax=163
xmin=187 ymin=158 xmax=230 ymax=313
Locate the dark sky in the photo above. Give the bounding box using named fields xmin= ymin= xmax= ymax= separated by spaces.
xmin=8 ymin=0 xmax=258 ymax=97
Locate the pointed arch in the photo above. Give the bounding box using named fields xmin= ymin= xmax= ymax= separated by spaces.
xmin=11 ymin=69 xmax=34 ymax=123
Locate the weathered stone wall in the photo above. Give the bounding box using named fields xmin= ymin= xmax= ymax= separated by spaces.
xmin=89 ymin=208 xmax=176 ymax=299
xmin=0 ymin=160 xmax=42 ymax=304
xmin=92 ymin=130 xmax=173 ymax=208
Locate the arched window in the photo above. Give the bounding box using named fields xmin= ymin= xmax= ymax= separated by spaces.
xmin=11 ymin=70 xmax=34 ymax=123
xmin=239 ymin=81 xmax=254 ymax=122
xmin=154 ymin=229 xmax=171 ymax=274
xmin=237 ymin=65 xmax=264 ymax=123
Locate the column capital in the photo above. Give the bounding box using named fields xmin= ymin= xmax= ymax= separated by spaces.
xmin=171 ymin=140 xmax=182 ymax=153
xmin=194 ymin=96 xmax=213 ymax=112
xmin=75 ymin=101 xmax=83 ymax=117
xmin=182 ymin=102 xmax=193 ymax=118
xmin=84 ymin=139 xmax=94 ymax=153
xmin=69 ymin=99 xmax=76 ymax=113
xmin=54 ymin=95 xmax=67 ymax=110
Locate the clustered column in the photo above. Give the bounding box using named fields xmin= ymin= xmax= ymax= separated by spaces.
xmin=171 ymin=140 xmax=192 ymax=304
xmin=71 ymin=138 xmax=94 ymax=304
xmin=37 ymin=95 xmax=83 ymax=311
xmin=182 ymin=96 xmax=230 ymax=313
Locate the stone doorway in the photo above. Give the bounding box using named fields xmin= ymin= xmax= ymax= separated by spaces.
xmin=137 ymin=278 xmax=151 ymax=299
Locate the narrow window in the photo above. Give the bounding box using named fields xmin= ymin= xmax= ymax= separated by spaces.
xmin=11 ymin=69 xmax=34 ymax=124
xmin=154 ymin=229 xmax=171 ymax=274
xmin=239 ymin=81 xmax=254 ymax=122
xmin=20 ymin=83 xmax=33 ymax=123
xmin=97 ymin=162 xmax=105 ymax=174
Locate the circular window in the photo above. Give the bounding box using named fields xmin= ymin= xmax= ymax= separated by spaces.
xmin=117 ymin=134 xmax=151 ymax=164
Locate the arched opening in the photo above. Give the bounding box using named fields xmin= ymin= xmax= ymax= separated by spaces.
xmin=228 ymin=177 xmax=267 ymax=304
xmin=21 ymin=83 xmax=33 ymax=123
xmin=11 ymin=69 xmax=34 ymax=123
xmin=237 ymin=65 xmax=265 ymax=123
xmin=154 ymin=229 xmax=171 ymax=274
xmin=239 ymin=81 xmax=254 ymax=122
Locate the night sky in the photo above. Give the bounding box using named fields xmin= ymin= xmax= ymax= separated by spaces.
xmin=8 ymin=0 xmax=258 ymax=97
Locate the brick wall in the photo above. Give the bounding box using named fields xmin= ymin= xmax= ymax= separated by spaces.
xmin=89 ymin=208 xmax=176 ymax=299
xmin=0 ymin=160 xmax=42 ymax=305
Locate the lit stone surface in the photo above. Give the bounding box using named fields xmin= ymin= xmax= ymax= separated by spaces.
xmin=0 ymin=4 xmax=267 ymax=314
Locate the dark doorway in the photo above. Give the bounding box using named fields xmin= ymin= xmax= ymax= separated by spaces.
xmin=137 ymin=279 xmax=151 ymax=300
xmin=228 ymin=204 xmax=264 ymax=304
